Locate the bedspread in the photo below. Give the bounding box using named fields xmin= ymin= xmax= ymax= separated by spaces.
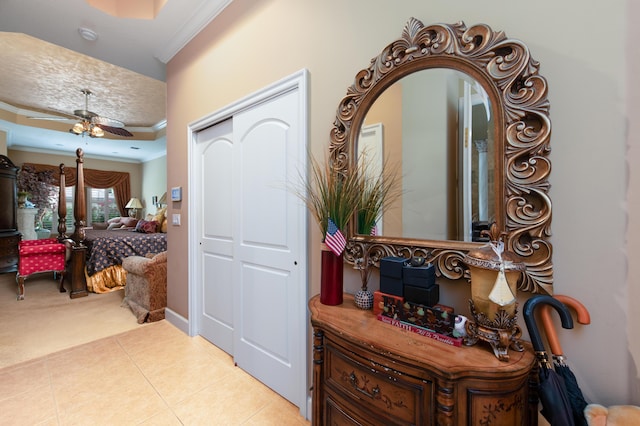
xmin=84 ymin=229 xmax=167 ymax=276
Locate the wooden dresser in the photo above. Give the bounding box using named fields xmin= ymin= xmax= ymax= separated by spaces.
xmin=309 ymin=294 xmax=538 ymax=425
xmin=0 ymin=155 xmax=20 ymax=274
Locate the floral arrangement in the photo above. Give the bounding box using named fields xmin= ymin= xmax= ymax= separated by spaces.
xmin=295 ymin=154 xmax=361 ymax=241
xmin=16 ymin=165 xmax=57 ymax=225
xmin=293 ymin=150 xmax=400 ymax=258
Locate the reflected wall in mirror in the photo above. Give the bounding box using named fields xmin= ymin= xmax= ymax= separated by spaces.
xmin=359 ymin=69 xmax=495 ymax=242
xmin=331 ymin=18 xmax=552 ymax=294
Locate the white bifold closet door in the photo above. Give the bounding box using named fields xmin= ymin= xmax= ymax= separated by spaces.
xmin=195 ymin=84 xmax=306 ymax=410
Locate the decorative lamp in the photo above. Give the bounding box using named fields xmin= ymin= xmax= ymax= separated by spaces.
xmin=125 ymin=197 xmax=143 ymax=218
xmin=462 ymin=223 xmax=526 ymax=361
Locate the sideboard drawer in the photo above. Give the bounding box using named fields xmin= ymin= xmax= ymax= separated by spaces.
xmin=325 ymin=396 xmax=366 ymax=426
xmin=324 ymin=340 xmax=431 ymax=425
xmin=0 ymin=233 xmax=20 ymax=250
xmin=0 ymin=232 xmax=20 ymax=273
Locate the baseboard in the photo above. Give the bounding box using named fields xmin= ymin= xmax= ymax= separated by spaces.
xmin=164 ymin=307 xmax=189 ymax=335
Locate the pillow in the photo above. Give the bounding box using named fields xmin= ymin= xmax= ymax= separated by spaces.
xmin=153 ymin=207 xmax=167 ymax=231
xmin=108 ymin=216 xmax=122 ymax=225
xmin=92 ymin=222 xmax=108 ymax=230
xmin=135 ymin=219 xmax=158 ymax=233
xmin=121 ymin=217 xmax=139 ymax=228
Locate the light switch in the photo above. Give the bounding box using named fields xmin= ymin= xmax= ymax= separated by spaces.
xmin=172 ymin=213 xmax=181 ymax=226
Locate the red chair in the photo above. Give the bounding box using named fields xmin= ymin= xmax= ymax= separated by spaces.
xmin=16 ymin=238 xmax=66 ymax=300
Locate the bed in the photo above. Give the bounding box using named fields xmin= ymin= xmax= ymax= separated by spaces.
xmin=82 ymin=228 xmax=167 ymax=292
xmin=57 ymin=148 xmax=167 ymax=296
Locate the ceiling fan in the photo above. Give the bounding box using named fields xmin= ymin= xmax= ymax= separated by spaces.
xmin=29 ymin=89 xmax=133 ymax=138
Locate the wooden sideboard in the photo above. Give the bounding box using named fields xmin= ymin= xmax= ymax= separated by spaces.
xmin=0 ymin=155 xmax=20 ymax=273
xmin=309 ymin=294 xmax=538 ymax=425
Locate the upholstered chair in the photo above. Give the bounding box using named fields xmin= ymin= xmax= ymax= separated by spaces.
xmin=121 ymin=251 xmax=167 ymax=323
xmin=16 ymin=238 xmax=66 ymax=300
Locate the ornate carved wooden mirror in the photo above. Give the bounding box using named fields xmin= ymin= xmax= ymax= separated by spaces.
xmin=331 ymin=18 xmax=552 ymax=294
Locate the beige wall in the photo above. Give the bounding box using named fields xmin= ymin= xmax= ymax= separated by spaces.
xmin=7 ymin=149 xmax=143 ymax=206
xmin=167 ymin=0 xmax=636 ymax=405
xmin=364 ymin=84 xmax=403 ymax=236
xmin=627 ymin=0 xmax=640 ymax=403
xmin=0 ymin=130 xmax=7 ymax=157
xmin=141 ymin=155 xmax=167 ymax=217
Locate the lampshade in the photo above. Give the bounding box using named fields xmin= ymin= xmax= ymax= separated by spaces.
xmin=71 ymin=122 xmax=85 ymax=134
xmin=125 ymin=197 xmax=143 ymax=218
xmin=125 ymin=198 xmax=143 ymax=209
xmin=90 ymin=125 xmax=104 ymax=138
xmin=158 ymin=192 xmax=167 ymax=205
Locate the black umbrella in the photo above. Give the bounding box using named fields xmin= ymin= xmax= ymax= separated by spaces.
xmin=523 ymin=295 xmax=575 ymax=426
xmin=540 ymin=295 xmax=591 ymax=426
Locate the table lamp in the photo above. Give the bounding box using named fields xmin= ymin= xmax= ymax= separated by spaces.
xmin=125 ymin=197 xmax=143 ymax=218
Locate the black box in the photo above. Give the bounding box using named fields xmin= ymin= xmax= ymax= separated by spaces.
xmin=402 ymin=263 xmax=436 ymax=288
xmin=403 ymin=283 xmax=439 ymax=307
xmin=380 ymin=276 xmax=403 ymax=297
xmin=380 ymin=256 xmax=406 ymax=279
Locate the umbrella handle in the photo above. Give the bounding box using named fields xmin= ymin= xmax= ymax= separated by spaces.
xmin=523 ymin=295 xmax=574 ymax=353
xmin=555 ymin=295 xmax=591 ymax=324
xmin=540 ymin=295 xmax=591 ymax=356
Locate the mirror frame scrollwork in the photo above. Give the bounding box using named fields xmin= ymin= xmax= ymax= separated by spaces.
xmin=330 ymin=18 xmax=552 ymax=294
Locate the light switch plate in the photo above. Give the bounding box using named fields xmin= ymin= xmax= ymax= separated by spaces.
xmin=172 ymin=213 xmax=181 ymax=226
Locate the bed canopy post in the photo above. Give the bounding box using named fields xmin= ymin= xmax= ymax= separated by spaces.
xmin=71 ymin=148 xmax=86 ymax=244
xmin=67 ymin=148 xmax=88 ymax=299
xmin=57 ymin=163 xmax=67 ymax=240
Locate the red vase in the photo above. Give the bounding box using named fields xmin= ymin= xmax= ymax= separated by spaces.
xmin=320 ymin=249 xmax=343 ymax=305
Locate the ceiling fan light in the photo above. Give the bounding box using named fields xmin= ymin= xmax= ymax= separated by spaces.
xmin=71 ymin=122 xmax=85 ymax=134
xmin=90 ymin=125 xmax=104 ymax=138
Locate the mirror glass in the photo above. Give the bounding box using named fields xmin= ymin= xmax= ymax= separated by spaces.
xmin=357 ymin=69 xmax=495 ymax=242
xmin=331 ymin=18 xmax=553 ymax=294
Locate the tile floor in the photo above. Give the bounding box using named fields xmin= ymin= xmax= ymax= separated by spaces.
xmin=0 ymin=320 xmax=310 ymax=425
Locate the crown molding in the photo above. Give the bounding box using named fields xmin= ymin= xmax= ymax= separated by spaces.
xmin=154 ymin=0 xmax=233 ymax=63
xmin=8 ymin=145 xmax=147 ymax=164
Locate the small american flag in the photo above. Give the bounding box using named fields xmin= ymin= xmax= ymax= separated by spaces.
xmin=325 ymin=218 xmax=346 ymax=256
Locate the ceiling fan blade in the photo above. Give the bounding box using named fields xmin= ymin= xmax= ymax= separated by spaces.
xmin=97 ymin=124 xmax=133 ymax=137
xmin=27 ymin=116 xmax=72 ymax=121
xmin=92 ymin=115 xmax=125 ymax=128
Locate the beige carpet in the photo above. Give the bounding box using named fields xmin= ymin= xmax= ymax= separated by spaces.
xmin=0 ymin=271 xmax=144 ymax=368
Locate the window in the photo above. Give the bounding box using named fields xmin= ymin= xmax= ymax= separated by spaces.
xmin=41 ymin=186 xmax=119 ymax=233
xmin=89 ymin=187 xmax=119 ymax=224
xmin=42 ymin=186 xmax=74 ymax=233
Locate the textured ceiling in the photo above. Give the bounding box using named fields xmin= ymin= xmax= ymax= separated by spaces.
xmin=0 ymin=33 xmax=166 ymax=127
xmin=0 ymin=0 xmax=233 ymax=162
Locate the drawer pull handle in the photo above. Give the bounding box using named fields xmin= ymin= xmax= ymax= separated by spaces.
xmin=349 ymin=372 xmax=380 ymax=398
